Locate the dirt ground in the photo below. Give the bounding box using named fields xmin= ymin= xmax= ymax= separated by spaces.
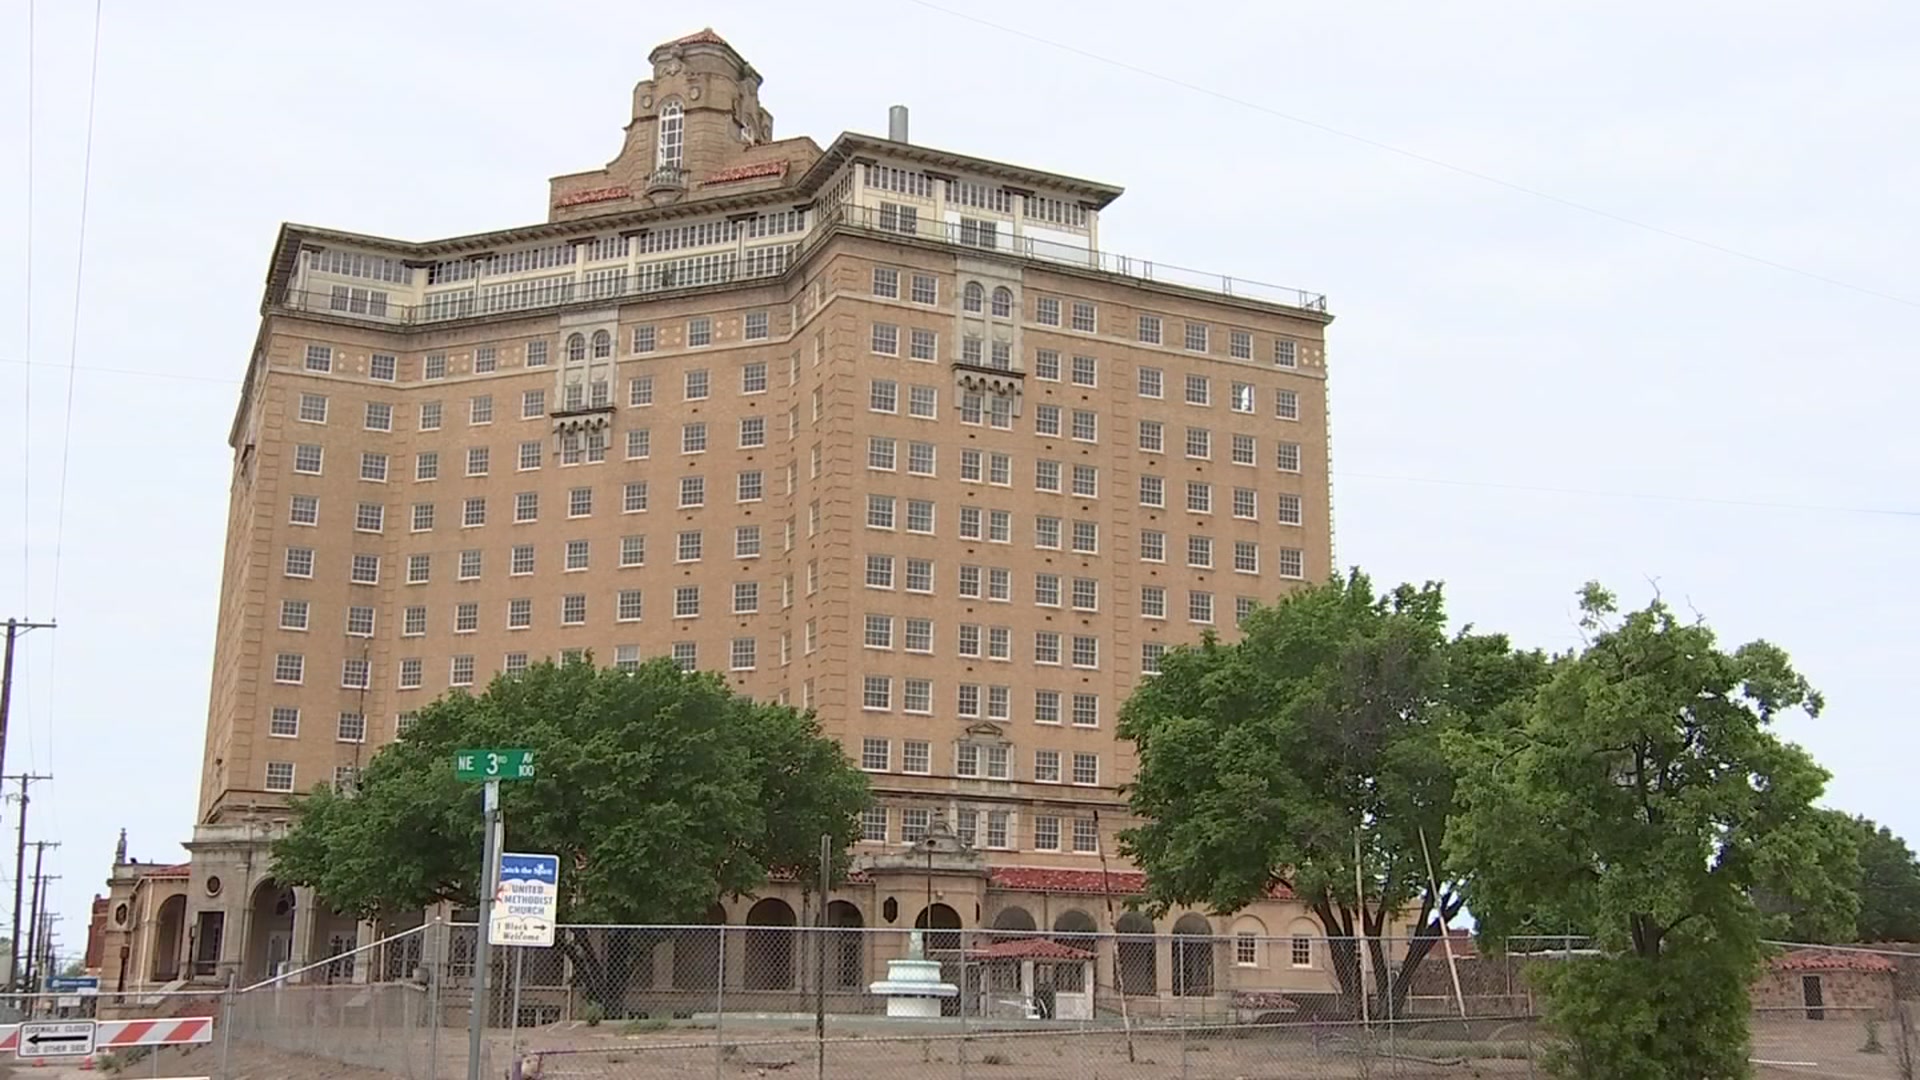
xmin=0 ymin=1015 xmax=1889 ymax=1080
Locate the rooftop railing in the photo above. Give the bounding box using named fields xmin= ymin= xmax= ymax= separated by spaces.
xmin=280 ymin=204 xmax=1327 ymax=327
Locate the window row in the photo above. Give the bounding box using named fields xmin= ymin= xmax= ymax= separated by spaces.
xmin=859 ymin=737 xmax=1100 ymax=785
xmin=858 ymin=678 xmax=1102 ymax=727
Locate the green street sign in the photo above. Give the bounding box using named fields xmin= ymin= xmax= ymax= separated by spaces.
xmin=455 ymin=748 xmax=537 ymax=782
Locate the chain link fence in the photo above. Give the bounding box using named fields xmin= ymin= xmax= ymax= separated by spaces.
xmin=39 ymin=927 xmax=1920 ymax=1078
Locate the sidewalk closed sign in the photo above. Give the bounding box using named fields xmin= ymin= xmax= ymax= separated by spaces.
xmin=489 ymin=852 xmax=559 ymax=947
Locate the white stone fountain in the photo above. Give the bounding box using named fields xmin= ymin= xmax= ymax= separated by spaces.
xmin=868 ymin=930 xmax=959 ymax=1018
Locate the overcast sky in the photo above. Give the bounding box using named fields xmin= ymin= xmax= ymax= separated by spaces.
xmin=3 ymin=0 xmax=1916 ymax=949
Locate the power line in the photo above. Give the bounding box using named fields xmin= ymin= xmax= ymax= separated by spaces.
xmin=41 ymin=0 xmax=105 ymax=828
xmin=903 ymin=0 xmax=1920 ymax=311
xmin=19 ymin=0 xmax=36 ymax=612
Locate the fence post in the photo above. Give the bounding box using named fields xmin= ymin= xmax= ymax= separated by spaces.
xmin=713 ymin=924 xmax=727 ymax=1080
xmin=957 ymin=926 xmax=968 ymax=1080
xmin=427 ymin=919 xmax=443 ymax=1080
xmin=219 ymin=973 xmax=235 ymax=1080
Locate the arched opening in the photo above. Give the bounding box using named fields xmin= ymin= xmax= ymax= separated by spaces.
xmin=962 ymin=282 xmax=984 ymax=313
xmin=673 ymin=903 xmax=727 ymax=990
xmin=565 ymin=333 xmax=587 ymax=363
xmin=745 ymin=898 xmax=798 ymax=989
xmin=150 ymin=894 xmax=187 ymax=982
xmin=1115 ymin=911 xmax=1156 ymax=996
xmin=245 ymin=879 xmax=296 ymax=983
xmin=1172 ymin=913 xmax=1214 ymax=996
xmin=656 ymin=99 xmax=685 ymax=170
xmin=590 ymin=329 xmax=612 ymax=359
xmin=990 ymin=906 xmax=1036 ymax=942
xmin=990 ymin=287 xmax=1013 ymax=318
xmin=826 ymin=901 xmax=864 ymax=989
xmin=1052 ymin=909 xmax=1097 ymax=953
xmin=914 ymin=903 xmax=962 ymax=953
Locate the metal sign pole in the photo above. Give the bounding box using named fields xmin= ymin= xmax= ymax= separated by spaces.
xmin=467 ymin=778 xmax=500 ymax=1080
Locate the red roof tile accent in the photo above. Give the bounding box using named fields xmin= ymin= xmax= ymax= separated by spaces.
xmin=140 ymin=863 xmax=190 ymax=880
xmin=967 ymin=939 xmax=1094 ymax=961
xmin=767 ymin=867 xmax=872 ymax=885
xmin=668 ymin=28 xmax=732 ymax=49
xmin=1772 ymin=948 xmax=1897 ymax=973
xmin=987 ymin=866 xmax=1293 ymax=900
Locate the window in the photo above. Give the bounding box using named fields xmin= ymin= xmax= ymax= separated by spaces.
xmin=1034 ymin=573 xmax=1061 ymax=607
xmin=566 ymin=539 xmax=591 ymax=570
xmin=868 ymin=436 xmax=897 ymax=472
xmin=1275 ymin=388 xmax=1299 ymax=420
xmin=676 ymin=530 xmax=704 ymax=563
xmin=629 ymin=324 xmax=656 ymax=355
xmin=961 ymin=336 xmax=982 ymax=365
xmin=1034 ymin=690 xmax=1061 ymax=725
xmin=1275 ymin=339 xmax=1299 ymax=368
xmin=567 ymin=486 xmax=593 ymax=518
xmin=296 ymin=393 xmax=328 ymax=424
xmin=863 ymin=675 xmax=892 ymax=711
xmin=733 ymin=580 xmax=759 ymax=613
xmin=681 ymin=422 xmax=708 ymax=455
xmin=861 ymin=808 xmax=889 ymax=843
xmin=866 ymin=554 xmax=895 ymax=589
xmin=1070 ymin=301 xmax=1095 ymax=332
xmin=1071 ymin=752 xmax=1100 ymax=786
xmin=671 ymin=642 xmax=697 ymax=670
xmin=341 ymin=658 xmax=371 ymax=690
xmin=1072 ymin=635 xmax=1100 ymax=669
xmin=1071 ymin=410 xmax=1097 ymax=442
xmin=630 ymin=374 xmax=655 ymax=407
xmin=1231 ymin=382 xmax=1255 ymax=414
xmin=265 ymin=762 xmax=296 ymax=793
xmin=900 ymin=740 xmax=931 ymax=775
xmin=1234 ymin=540 xmax=1261 ymax=573
xmin=1190 ymin=590 xmax=1215 ymax=624
xmin=1071 ymin=577 xmax=1099 ymax=611
xmin=867 ymin=494 xmax=896 ymax=530
xmin=450 ymin=655 xmax=475 ymax=686
xmin=735 ymin=524 xmax=762 ymax=556
xmin=1187 ymin=481 xmax=1213 ymax=514
xmin=347 ymin=605 xmax=376 ymax=636
xmin=404 ymin=552 xmax=429 ymax=583
xmin=1140 ymin=530 xmax=1166 ymax=562
xmin=1030 ymin=350 xmax=1061 ymax=383
xmin=459 ymin=549 xmax=483 ymax=580
xmin=684 ymin=370 xmax=710 ymax=403
xmin=620 ymin=535 xmax=646 ymax=567
xmin=960 ymin=218 xmax=998 ymax=249
xmin=744 ymin=311 xmax=769 ymax=341
xmin=369 ymin=353 xmax=396 ymax=381
xmin=674 ymin=585 xmax=701 ymax=618
xmin=528 ymin=340 xmax=550 ymax=367
xmin=466 ymin=447 xmax=489 ymax=477
xmin=1034 ymin=631 xmax=1061 ymax=665
xmin=350 ymin=554 xmax=380 ymax=585
xmin=1138 ymin=367 xmax=1164 ymax=398
xmin=873 ymin=267 xmax=900 ymax=298
xmin=505 ymin=653 xmax=531 ymax=675
xmin=268 ymin=705 xmax=301 ymax=738
xmin=279 ymin=599 xmax=309 ymax=630
xmin=1276 ymin=442 xmax=1302 ymax=473
xmin=958 ymin=623 xmax=983 ymax=658
xmin=991 ymin=287 xmax=1013 ymax=318
xmin=741 ymin=361 xmax=768 ymax=394
xmin=870 ymin=378 xmax=899 ymax=413
xmin=1070 ymin=355 xmax=1097 ymax=387
xmin=909 ymin=384 xmax=938 ymax=418
xmin=1292 ymin=937 xmax=1313 ymax=967
xmin=289 ymin=495 xmax=319 ymax=526
xmin=1230 ymin=329 xmax=1253 ymax=360
xmin=470 ymin=395 xmax=494 ymax=425
xmin=1071 ymin=693 xmax=1100 ymax=728
xmin=904 ymin=558 xmax=933 ymax=592
xmin=509 ymin=598 xmax=534 ymax=628
xmin=906 ymin=500 xmax=934 ymax=533
xmin=273 ymin=652 xmax=305 ymax=684
xmin=730 ymin=637 xmax=757 ymax=671
xmin=424 ymin=354 xmax=447 ymax=380
xmin=871 ymin=323 xmax=899 ymax=355
xmin=303 ymin=344 xmax=332 ymax=372
xmin=687 ymin=317 xmax=712 ymax=348
xmin=1142 ymin=641 xmax=1167 ymax=675
xmin=1035 ymin=461 xmax=1062 ymax=494
xmin=1185 ymin=374 xmax=1211 ymax=406
xmin=414 ymin=451 xmax=439 ymax=481
xmin=1071 ymin=465 xmax=1098 ymax=498
xmin=1185 ymin=322 xmax=1209 ymax=352
xmin=1234 ymin=487 xmax=1257 ymax=519
xmin=626 ymin=429 xmax=651 ymax=460
xmin=1034 ymin=404 xmax=1061 ymax=437
xmin=1140 ymin=585 xmax=1166 ymax=619
xmin=904 ymin=617 xmax=933 ymax=653
xmin=1278 ymin=548 xmax=1305 ymax=579
xmin=1189 ymin=535 xmax=1214 ymax=569
xmin=1231 ymin=433 xmax=1256 ymax=466
xmin=363 ymin=401 xmax=394 ymax=433
xmin=1136 ymin=472 xmax=1167 ymax=507
xmin=679 ymin=476 xmax=705 ymax=508
xmin=1186 ymin=427 xmax=1211 ymax=459
xmin=1071 ymin=520 xmax=1099 ymax=554
xmin=463 ymin=496 xmax=487 ymax=528
xmin=911 ymin=274 xmax=937 ymax=304
xmin=510 ymin=544 xmax=535 ymax=575
xmin=1036 ymin=296 xmax=1061 ymax=325
xmin=1035 ymin=816 xmax=1061 ymax=851
xmin=656 ymin=97 xmax=684 ymax=166
xmin=861 ymin=738 xmax=891 ymax=772
xmin=1277 ymin=494 xmax=1303 ymax=526
xmin=1035 ymin=749 xmax=1062 ymax=783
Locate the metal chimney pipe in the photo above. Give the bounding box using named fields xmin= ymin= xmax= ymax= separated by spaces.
xmin=888 ymin=105 xmax=909 ymax=143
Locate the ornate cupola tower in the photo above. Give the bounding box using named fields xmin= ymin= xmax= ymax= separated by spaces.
xmin=622 ymin=29 xmax=774 ymax=204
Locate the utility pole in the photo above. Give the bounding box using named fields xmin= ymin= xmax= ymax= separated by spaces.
xmin=5 ymin=773 xmax=51 ymax=991
xmin=0 ymin=619 xmax=58 ymax=786
xmin=23 ymin=843 xmax=56 ymax=996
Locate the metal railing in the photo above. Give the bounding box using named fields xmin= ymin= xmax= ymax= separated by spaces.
xmin=280 ymin=203 xmax=1328 ymax=330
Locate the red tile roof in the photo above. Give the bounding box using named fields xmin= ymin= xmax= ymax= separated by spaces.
xmin=988 ymin=866 xmax=1293 ymax=899
xmin=1772 ymin=948 xmax=1897 ymax=973
xmin=967 ymin=939 xmax=1094 ymax=961
xmin=668 ymin=28 xmax=732 ymax=49
xmin=140 ymin=863 xmax=190 ymax=880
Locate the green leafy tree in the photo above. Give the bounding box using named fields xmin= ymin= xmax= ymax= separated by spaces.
xmin=1448 ymin=584 xmax=1850 ymax=1078
xmin=1778 ymin=813 xmax=1920 ymax=943
xmin=1119 ymin=571 xmax=1543 ymax=1016
xmin=273 ymin=658 xmax=870 ymax=1008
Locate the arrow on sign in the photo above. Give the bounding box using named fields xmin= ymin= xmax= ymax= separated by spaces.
xmin=26 ymin=1033 xmax=89 ymax=1046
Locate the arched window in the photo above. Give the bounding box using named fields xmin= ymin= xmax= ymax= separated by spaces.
xmin=1115 ymin=912 xmax=1156 ymax=996
xmin=565 ymin=333 xmax=586 ymax=363
xmin=656 ymin=99 xmax=684 ymax=170
xmin=963 ymin=282 xmax=984 ymax=313
xmin=990 ymin=287 xmax=1013 ymax=318
xmin=590 ymin=330 xmax=612 ymax=359
xmin=1172 ymin=913 xmax=1215 ymax=996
